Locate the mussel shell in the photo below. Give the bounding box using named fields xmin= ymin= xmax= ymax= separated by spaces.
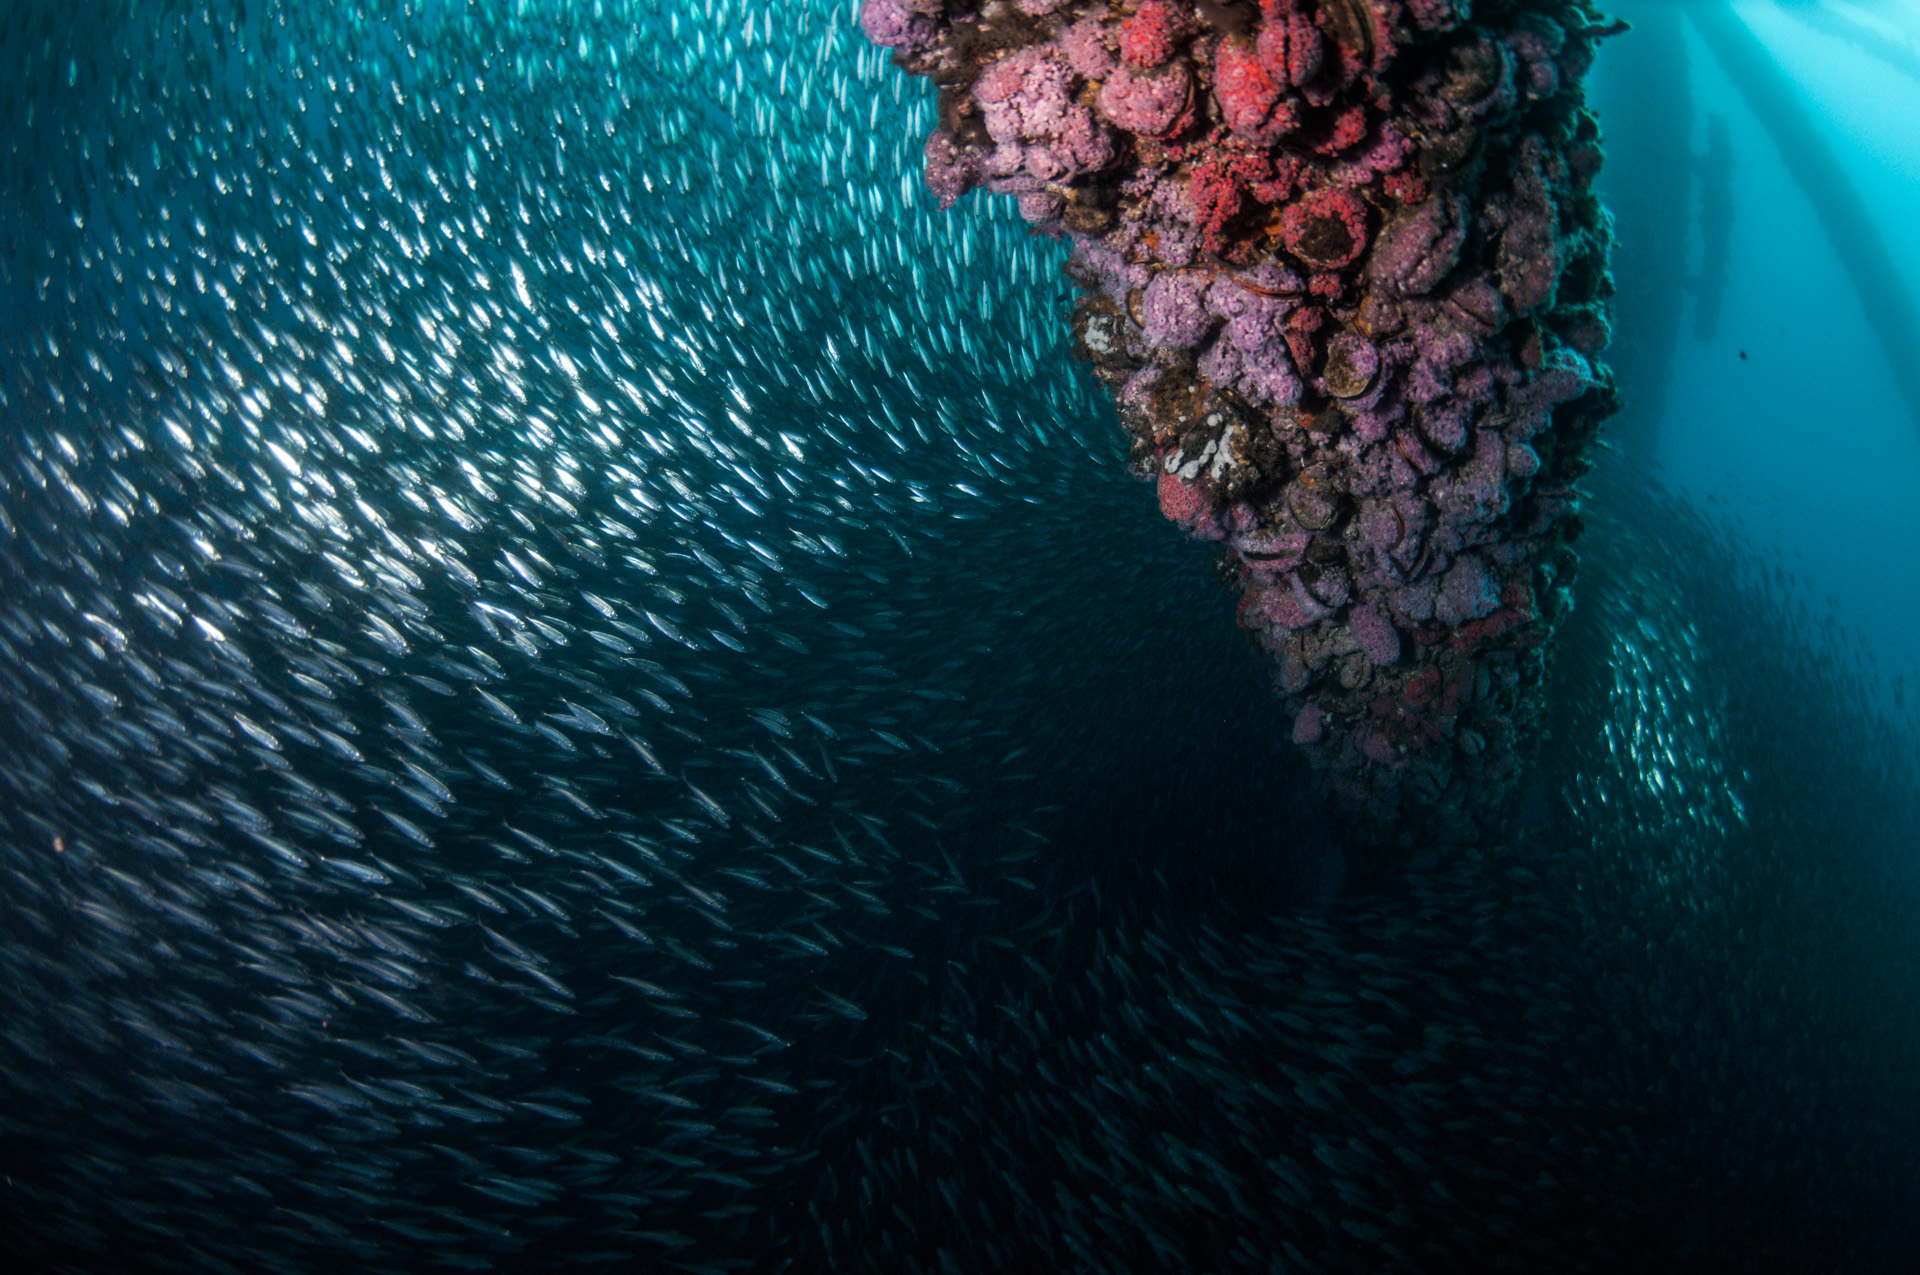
xmin=1318 ymin=0 xmax=1375 ymax=67
xmin=1300 ymin=562 xmax=1352 ymax=608
xmin=1323 ymin=332 xmax=1379 ymax=399
xmin=1287 ymin=477 xmax=1346 ymax=531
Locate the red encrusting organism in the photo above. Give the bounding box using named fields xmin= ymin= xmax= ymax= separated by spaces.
xmin=1280 ymin=186 xmax=1370 ymax=270
xmin=1156 ymin=470 xmax=1212 ymax=529
xmin=1118 ymin=1 xmax=1188 ymax=69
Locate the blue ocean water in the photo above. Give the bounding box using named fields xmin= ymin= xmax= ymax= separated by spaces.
xmin=1593 ymin=0 xmax=1920 ymax=713
xmin=0 ymin=2 xmax=1916 ymax=1272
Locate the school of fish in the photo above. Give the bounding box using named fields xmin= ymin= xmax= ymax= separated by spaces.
xmin=0 ymin=1 xmax=1917 ymax=1272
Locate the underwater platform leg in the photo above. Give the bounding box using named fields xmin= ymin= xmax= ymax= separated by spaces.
xmin=863 ymin=0 xmax=1620 ymax=867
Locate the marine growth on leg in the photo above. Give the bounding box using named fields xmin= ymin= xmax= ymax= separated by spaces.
xmin=862 ymin=0 xmax=1619 ymax=866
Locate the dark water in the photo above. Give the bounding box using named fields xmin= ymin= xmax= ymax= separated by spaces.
xmin=1 ymin=2 xmax=1917 ymax=1271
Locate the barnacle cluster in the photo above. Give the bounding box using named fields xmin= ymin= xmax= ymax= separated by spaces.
xmin=864 ymin=0 xmax=1619 ymax=862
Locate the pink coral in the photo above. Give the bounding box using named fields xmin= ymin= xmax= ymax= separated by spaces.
xmin=1286 ymin=12 xmax=1325 ymax=84
xmin=1061 ymin=17 xmax=1116 ymax=79
xmin=1254 ymin=11 xmax=1324 ymax=88
xmin=1215 ymin=39 xmax=1298 ymax=146
xmin=1350 ymin=601 xmax=1402 ymax=666
xmin=1157 ymin=471 xmax=1211 ymax=527
xmin=1309 ymin=102 xmax=1371 ymax=156
xmin=1188 ymin=160 xmax=1245 ymax=254
xmin=1367 ymin=193 xmax=1468 ymax=295
xmin=1018 ymin=192 xmax=1065 ymax=224
xmin=1263 ymin=573 xmax=1335 ymax=628
xmin=1331 ymin=124 xmax=1416 ymax=187
xmin=974 ymin=47 xmax=1114 ymax=188
xmin=1406 ymin=0 xmax=1460 ymax=31
xmin=1255 ymin=19 xmax=1291 ymax=80
xmin=1097 ymin=61 xmax=1193 ymax=138
xmin=923 ymin=132 xmax=981 ymax=209
xmin=976 ymin=49 xmax=1076 ymax=145
xmin=1433 ymin=552 xmax=1501 ymax=626
xmin=1140 ymin=271 xmax=1214 ymax=348
xmin=859 ymin=0 xmax=935 ymax=52
xmin=1355 ymin=725 xmax=1398 ymax=765
xmin=1120 ymin=1 xmax=1188 ymax=68
xmin=1053 ymin=108 xmax=1116 ymax=172
xmin=1239 ymin=333 xmax=1304 ymax=407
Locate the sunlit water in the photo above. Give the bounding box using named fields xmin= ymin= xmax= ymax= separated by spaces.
xmin=1594 ymin=0 xmax=1920 ymax=705
xmin=0 ymin=2 xmax=1916 ymax=1271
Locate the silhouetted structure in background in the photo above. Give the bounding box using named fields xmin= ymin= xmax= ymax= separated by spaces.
xmin=1592 ymin=0 xmax=1694 ymax=465
xmin=1691 ymin=112 xmax=1733 ymax=341
xmin=1688 ymin=0 xmax=1920 ymax=446
xmin=1776 ymin=0 xmax=1920 ymax=87
xmin=1601 ymin=1 xmax=1920 ymax=458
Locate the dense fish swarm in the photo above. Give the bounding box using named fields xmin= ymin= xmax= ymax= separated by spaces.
xmin=1 ymin=1 xmax=1918 ymax=1273
xmin=863 ymin=0 xmax=1620 ymax=859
